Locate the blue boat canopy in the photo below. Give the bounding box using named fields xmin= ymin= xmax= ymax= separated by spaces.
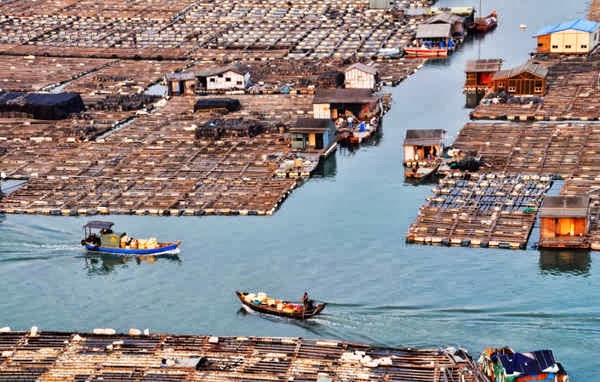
xmin=84 ymin=221 xmax=114 ymax=230
xmin=534 ymin=18 xmax=599 ymax=36
xmin=492 ymin=350 xmax=557 ymax=375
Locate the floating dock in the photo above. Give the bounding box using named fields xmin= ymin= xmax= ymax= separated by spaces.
xmin=0 ymin=329 xmax=487 ymax=382
xmin=406 ymin=172 xmax=551 ymax=249
xmin=470 ymin=57 xmax=600 ymax=121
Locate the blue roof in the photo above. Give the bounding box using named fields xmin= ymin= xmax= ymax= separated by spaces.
xmin=534 ymin=19 xmax=599 ymax=36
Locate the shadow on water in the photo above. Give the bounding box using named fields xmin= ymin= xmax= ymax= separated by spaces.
xmin=82 ymin=253 xmax=181 ymax=276
xmin=311 ymin=153 xmax=337 ymax=178
xmin=539 ymin=249 xmax=591 ymax=276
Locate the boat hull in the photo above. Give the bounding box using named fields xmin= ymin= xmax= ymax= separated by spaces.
xmin=235 ymin=291 xmax=325 ymax=319
xmin=84 ymin=243 xmax=180 ymax=256
xmin=404 ymin=47 xmax=448 ymax=57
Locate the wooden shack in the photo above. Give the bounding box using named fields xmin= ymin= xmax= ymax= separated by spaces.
xmin=344 ymin=63 xmax=378 ymax=90
xmin=197 ymin=63 xmax=251 ymax=92
xmin=539 ymin=195 xmax=590 ymax=248
xmin=312 ymin=88 xmax=379 ymax=120
xmin=403 ymin=129 xmax=445 ymax=164
xmin=491 ymin=62 xmax=548 ymax=95
xmin=165 ymin=72 xmax=197 ymax=96
xmin=534 ymin=18 xmax=600 ymax=54
xmin=289 ymin=118 xmax=336 ymax=153
xmin=464 ymin=59 xmax=503 ymax=93
xmin=425 ymin=12 xmax=466 ymax=39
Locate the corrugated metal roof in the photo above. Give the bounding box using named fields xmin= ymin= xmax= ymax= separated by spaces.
xmin=404 ymin=129 xmax=445 ymax=146
xmin=416 ymin=23 xmax=452 ymax=39
xmin=534 ymin=18 xmax=600 ymax=36
xmin=492 ymin=62 xmax=548 ymax=81
xmin=313 ymin=88 xmax=378 ymax=104
xmin=465 ymin=59 xmax=503 ymax=73
xmin=196 ymin=63 xmax=250 ymax=77
xmin=540 ymin=196 xmax=590 ymax=218
xmin=425 ymin=13 xmax=464 ymax=25
xmin=165 ymin=72 xmax=196 ymax=81
xmin=345 ymin=63 xmax=378 ymax=75
xmin=290 ymin=118 xmax=333 ymax=133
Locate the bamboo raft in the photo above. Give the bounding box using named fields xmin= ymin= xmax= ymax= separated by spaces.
xmin=0 ymin=329 xmax=487 ymax=382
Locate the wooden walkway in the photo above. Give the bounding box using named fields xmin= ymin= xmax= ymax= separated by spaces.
xmin=0 ymin=330 xmax=488 ymax=382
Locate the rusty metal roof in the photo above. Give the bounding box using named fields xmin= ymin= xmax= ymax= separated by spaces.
xmin=492 ymin=62 xmax=548 ymax=81
xmin=0 ymin=331 xmax=487 ymax=381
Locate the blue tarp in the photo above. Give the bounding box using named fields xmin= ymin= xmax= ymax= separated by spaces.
xmin=493 ymin=350 xmax=556 ymax=375
xmin=534 ymin=18 xmax=599 ymax=36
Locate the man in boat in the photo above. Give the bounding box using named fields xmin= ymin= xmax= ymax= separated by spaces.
xmin=302 ymin=292 xmax=314 ymax=312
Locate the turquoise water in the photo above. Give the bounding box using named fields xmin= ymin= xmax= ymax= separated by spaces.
xmin=1 ymin=1 xmax=599 ymax=380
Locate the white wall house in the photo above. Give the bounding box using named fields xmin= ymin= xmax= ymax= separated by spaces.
xmin=198 ymin=63 xmax=251 ymax=91
xmin=535 ymin=19 xmax=600 ymax=54
xmin=344 ymin=63 xmax=378 ymax=90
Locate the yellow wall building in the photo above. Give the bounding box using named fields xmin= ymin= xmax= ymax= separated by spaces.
xmin=535 ymin=19 xmax=600 ymax=54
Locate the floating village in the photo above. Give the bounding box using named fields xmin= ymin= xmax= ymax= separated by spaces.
xmin=1 ymin=0 xmax=599 ymax=380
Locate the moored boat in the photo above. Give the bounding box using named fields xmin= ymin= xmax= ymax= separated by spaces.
xmin=478 ymin=347 xmax=569 ymax=382
xmin=235 ymin=291 xmax=326 ymax=319
xmin=81 ymin=221 xmax=181 ymax=256
xmin=468 ymin=10 xmax=498 ymax=32
xmin=403 ymin=46 xmax=449 ymax=57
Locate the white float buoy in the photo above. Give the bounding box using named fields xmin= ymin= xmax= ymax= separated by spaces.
xmin=520 ymin=24 xmax=527 ymax=30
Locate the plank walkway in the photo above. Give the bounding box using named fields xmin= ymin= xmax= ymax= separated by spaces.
xmin=0 ymin=330 xmax=488 ymax=382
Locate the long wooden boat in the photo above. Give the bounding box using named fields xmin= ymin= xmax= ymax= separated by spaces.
xmin=403 ymin=47 xmax=448 ymax=57
xmin=81 ymin=220 xmax=181 ymax=256
xmin=235 ymin=291 xmax=326 ymax=319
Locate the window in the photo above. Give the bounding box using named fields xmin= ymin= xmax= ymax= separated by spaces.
xmin=552 ymin=45 xmax=558 ymax=49
xmin=497 ymin=82 xmax=504 ymax=88
xmin=537 ymin=43 xmax=544 ymax=47
xmin=534 ymin=87 xmax=542 ymax=93
xmin=236 ymin=81 xmax=243 ymax=85
xmin=225 ymin=77 xmax=231 ymax=82
xmin=209 ymin=78 xmax=216 ymax=82
xmin=581 ymin=44 xmax=588 ymax=49
xmin=565 ymin=44 xmax=572 ymax=49
xmin=508 ymin=87 xmax=516 ymax=92
xmin=217 ymin=74 xmax=223 ymax=78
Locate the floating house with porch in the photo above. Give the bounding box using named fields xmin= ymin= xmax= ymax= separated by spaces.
xmin=464 ymin=59 xmax=503 ymax=94
xmin=491 ymin=62 xmax=548 ymax=96
xmin=196 ymin=63 xmax=251 ymax=92
xmin=289 ymin=118 xmax=337 ymax=156
xmin=403 ymin=129 xmax=446 ymax=179
xmin=165 ymin=72 xmax=196 ymax=96
xmin=312 ymin=88 xmax=379 ymax=120
xmin=539 ymin=195 xmax=590 ymax=248
xmin=344 ymin=63 xmax=379 ymax=90
xmin=534 ymin=18 xmax=600 ymax=54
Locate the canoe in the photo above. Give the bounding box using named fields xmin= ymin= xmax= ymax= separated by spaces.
xmin=235 ymin=291 xmax=326 ymax=319
xmin=81 ymin=220 xmax=181 ymax=257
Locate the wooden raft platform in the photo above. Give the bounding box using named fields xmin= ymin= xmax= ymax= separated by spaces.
xmin=470 ymin=57 xmax=600 ymax=122
xmin=0 ymin=330 xmax=487 ymax=382
xmin=406 ymin=172 xmax=551 ymax=249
